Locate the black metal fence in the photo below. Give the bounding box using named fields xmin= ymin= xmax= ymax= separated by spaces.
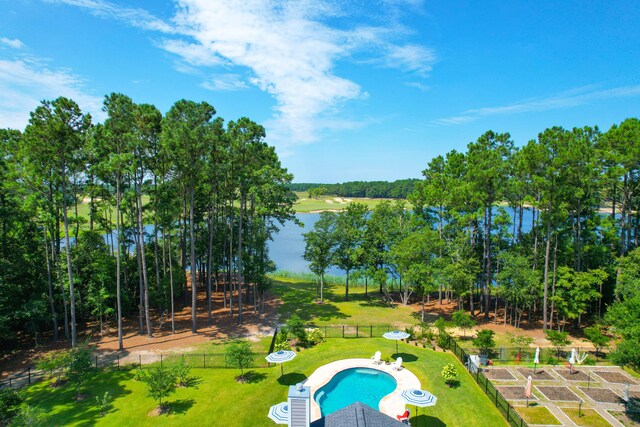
xmin=457 ymin=346 xmax=606 ymax=364
xmin=446 ymin=334 xmax=529 ymax=427
xmin=310 ymin=324 xmax=396 ymax=339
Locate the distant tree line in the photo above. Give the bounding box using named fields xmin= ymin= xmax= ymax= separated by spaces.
xmin=304 ymin=120 xmax=640 ymax=370
xmin=0 ymin=94 xmax=294 ymax=350
xmin=289 ymin=179 xmax=420 ymax=199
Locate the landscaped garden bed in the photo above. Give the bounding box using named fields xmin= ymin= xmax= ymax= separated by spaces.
xmin=496 ymin=386 xmax=535 ymax=400
xmin=536 ymin=386 xmax=581 ymax=402
xmin=553 ymin=368 xmax=591 ymax=381
xmin=594 ymin=371 xmax=638 ymax=384
xmin=517 ymin=368 xmax=555 ymax=381
xmin=483 ymin=368 xmax=516 ymax=380
xmin=579 ymin=387 xmax=623 ymax=404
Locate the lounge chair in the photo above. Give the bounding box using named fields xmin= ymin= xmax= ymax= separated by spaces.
xmin=397 ymin=409 xmax=410 ymax=424
xmin=392 ymin=357 xmax=403 ymax=371
xmin=371 ymin=351 xmax=382 ymax=365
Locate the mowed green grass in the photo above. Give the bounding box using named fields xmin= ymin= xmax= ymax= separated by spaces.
xmin=22 ymin=339 xmax=507 ymax=427
xmin=293 ymin=191 xmax=406 ymax=213
xmin=271 ymin=277 xmax=422 ymax=327
xmin=516 ymin=405 xmax=561 ymax=425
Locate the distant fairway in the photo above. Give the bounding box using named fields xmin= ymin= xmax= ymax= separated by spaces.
xmin=293 ymin=191 xmax=406 ymax=213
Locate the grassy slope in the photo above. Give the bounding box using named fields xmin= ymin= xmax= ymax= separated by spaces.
xmin=293 ymin=191 xmax=407 ymax=213
xmin=23 ymin=339 xmax=506 ymax=427
xmin=271 ymin=277 xmax=421 ymax=326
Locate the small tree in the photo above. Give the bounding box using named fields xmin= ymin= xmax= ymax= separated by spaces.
xmin=172 ymin=357 xmax=199 ymax=387
xmin=95 ymin=392 xmax=112 ymax=416
xmin=67 ymin=347 xmax=93 ymax=397
xmin=583 ymin=326 xmax=610 ymax=356
xmin=441 ymin=363 xmax=458 ymax=387
xmin=284 ymin=315 xmax=307 ymax=346
xmin=507 ymin=330 xmax=534 ymax=360
xmin=139 ymin=366 xmax=177 ymax=408
xmin=545 ymin=330 xmax=571 ymax=359
xmin=452 ymin=310 xmax=476 ymax=338
xmin=473 ymin=329 xmax=496 ymax=355
xmin=225 ymin=341 xmax=255 ymax=382
xmin=434 ymin=317 xmax=450 ymax=350
xmin=36 ymin=350 xmax=72 ymax=385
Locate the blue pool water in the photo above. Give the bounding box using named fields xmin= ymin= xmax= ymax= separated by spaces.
xmin=314 ymin=368 xmax=397 ymax=416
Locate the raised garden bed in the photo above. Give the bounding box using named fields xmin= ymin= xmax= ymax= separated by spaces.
xmin=553 ymin=368 xmax=591 ymax=381
xmin=594 ymin=371 xmax=638 ymax=384
xmin=579 ymin=387 xmax=623 ymax=404
xmin=497 ymin=386 xmax=537 ymax=400
xmin=536 ymin=386 xmax=581 ymax=402
xmin=483 ymin=368 xmax=516 ymax=380
xmin=517 ymin=368 xmax=555 ymax=381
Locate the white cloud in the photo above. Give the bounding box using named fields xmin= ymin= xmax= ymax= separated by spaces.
xmin=385 ymin=44 xmax=436 ymax=75
xmin=0 ymin=58 xmax=104 ymax=129
xmin=0 ymin=38 xmax=25 ymax=49
xmin=201 ymin=74 xmax=248 ymax=92
xmin=44 ymin=0 xmax=176 ymax=33
xmin=429 ymin=85 xmax=640 ymax=126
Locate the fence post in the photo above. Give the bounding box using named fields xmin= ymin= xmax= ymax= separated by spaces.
xmin=507 ymin=404 xmax=510 ymax=422
xmin=356 ymin=325 xmax=359 ymax=338
xmin=95 ymin=355 xmax=98 ymax=369
xmin=117 ymin=355 xmax=120 ymax=371
xmin=139 ymin=354 xmax=142 ymax=369
xmin=9 ymin=378 xmax=11 ymax=388
xmin=342 ymin=325 xmax=345 ymax=338
xmin=203 ymin=354 xmax=206 ymax=368
xmin=370 ymin=325 xmax=373 ymax=337
xmin=28 ymin=367 xmax=31 ymax=384
xmin=495 ymin=390 xmax=498 ymax=405
xmin=160 ymin=353 xmax=163 ymax=367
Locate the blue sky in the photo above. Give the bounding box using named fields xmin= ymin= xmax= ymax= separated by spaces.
xmin=1 ymin=1 xmax=639 ymax=182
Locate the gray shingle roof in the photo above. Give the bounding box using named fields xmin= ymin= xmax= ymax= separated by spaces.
xmin=310 ymin=402 xmax=407 ymax=427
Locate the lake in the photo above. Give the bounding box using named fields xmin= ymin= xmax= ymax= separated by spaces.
xmin=268 ymin=208 xmax=535 ymax=276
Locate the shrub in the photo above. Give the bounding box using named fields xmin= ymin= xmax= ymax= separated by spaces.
xmin=582 ymin=355 xmax=597 ymax=366
xmin=67 ymin=347 xmax=93 ymax=395
xmin=437 ymin=334 xmax=449 ymax=350
xmin=451 ymin=310 xmax=476 ymax=337
xmin=171 ymin=357 xmax=192 ymax=387
xmin=404 ymin=326 xmax=416 ymax=341
xmin=441 ymin=363 xmax=458 ymax=386
xmin=8 ymin=405 xmax=48 ymax=426
xmin=284 ymin=315 xmax=307 ymax=346
xmin=305 ymin=328 xmax=325 ymax=346
xmin=583 ymin=326 xmax=610 ymax=354
xmin=36 ymin=351 xmax=72 ymax=385
xmin=95 ymin=391 xmax=112 ymax=416
xmin=545 ymin=356 xmax=558 ymax=365
xmin=0 ymin=389 xmax=22 ymax=424
xmin=545 ymin=330 xmax=570 ymax=359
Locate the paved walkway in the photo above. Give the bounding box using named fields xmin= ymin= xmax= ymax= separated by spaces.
xmin=303 ymin=357 xmax=421 ymax=422
xmin=486 ymin=365 xmax=636 ymax=426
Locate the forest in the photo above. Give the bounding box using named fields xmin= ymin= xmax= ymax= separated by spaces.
xmin=289 ymin=179 xmax=420 ymax=199
xmin=0 ymin=94 xmax=295 ymax=351
xmin=303 ymin=122 xmax=640 ymax=370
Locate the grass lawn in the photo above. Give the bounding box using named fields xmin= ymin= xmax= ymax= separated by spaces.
xmin=293 ymin=192 xmax=407 ymax=213
xmin=22 ymin=338 xmax=506 ymax=427
xmin=515 ymin=405 xmax=561 ymax=425
xmin=271 ymin=277 xmax=422 ymax=327
xmin=563 ymin=408 xmax=611 ymax=427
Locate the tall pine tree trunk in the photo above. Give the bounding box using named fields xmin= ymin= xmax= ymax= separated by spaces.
xmin=189 ymin=187 xmax=197 ymax=333
xmin=61 ymin=166 xmax=77 ymax=348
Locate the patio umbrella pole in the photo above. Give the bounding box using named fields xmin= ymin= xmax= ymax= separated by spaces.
xmin=281 ymin=363 xmax=284 ymax=377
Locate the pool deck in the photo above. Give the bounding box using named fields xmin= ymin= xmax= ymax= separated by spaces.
xmin=303 ymin=357 xmax=421 ymax=421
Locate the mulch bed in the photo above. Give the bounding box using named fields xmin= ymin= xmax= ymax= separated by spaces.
xmin=497 ymin=386 xmax=536 ymax=400
xmin=517 ymin=368 xmax=555 ymax=381
xmin=553 ymin=369 xmax=591 ymax=381
xmin=579 ymin=387 xmax=624 ymax=404
xmin=594 ymin=371 xmax=639 ymax=384
xmin=484 ymin=368 xmax=516 ymax=380
xmin=536 ymin=386 xmax=581 ymax=402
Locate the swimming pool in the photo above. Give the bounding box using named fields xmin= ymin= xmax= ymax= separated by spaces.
xmin=313 ymin=367 xmax=397 ymax=416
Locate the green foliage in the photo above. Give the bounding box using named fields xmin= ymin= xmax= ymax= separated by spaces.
xmin=434 ymin=317 xmax=449 ymax=335
xmin=441 ymin=363 xmax=458 ymax=386
xmin=582 ymin=355 xmax=597 ymax=366
xmin=35 ymin=351 xmax=72 ymax=384
xmin=0 ymin=389 xmax=23 ymax=424
xmin=305 ymin=328 xmax=325 ymax=346
xmin=610 ymin=339 xmax=640 ymax=371
xmin=7 ymin=405 xmax=49 ymax=426
xmin=583 ymin=326 xmax=611 ymax=353
xmin=284 ymin=314 xmax=307 ymax=345
xmin=224 ymin=341 xmax=255 ymax=379
xmin=451 ymin=310 xmax=476 ymax=337
xmin=67 ymin=347 xmax=93 ymax=391
xmin=171 ymin=357 xmax=193 ymax=387
xmin=507 ymin=330 xmax=535 ymax=355
xmin=473 ymin=329 xmax=496 ymax=355
xmin=545 ymin=330 xmax=571 ymax=358
xmin=404 ymin=326 xmax=416 ymax=341
xmin=138 ymin=366 xmax=177 ymax=406
xmin=95 ymin=391 xmax=112 ymax=415
xmin=273 ymin=331 xmax=291 ymax=352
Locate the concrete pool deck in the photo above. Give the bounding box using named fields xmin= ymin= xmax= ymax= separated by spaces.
xmin=303 ymin=358 xmax=421 ymax=421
